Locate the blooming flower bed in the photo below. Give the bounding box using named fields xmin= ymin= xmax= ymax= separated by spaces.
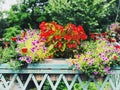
xmin=1 ymin=21 xmax=120 ymax=78
xmin=5 ymin=22 xmax=87 ymax=69
xmin=16 ymin=29 xmax=54 ymax=63
xmin=39 ymin=22 xmax=87 ymax=58
xmin=69 ymin=38 xmax=120 ymax=78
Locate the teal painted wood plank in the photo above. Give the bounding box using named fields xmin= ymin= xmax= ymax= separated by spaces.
xmin=112 ymin=67 xmax=120 ymax=70
xmin=0 ymin=69 xmax=81 ymax=74
xmin=0 ymin=63 xmax=70 ymax=69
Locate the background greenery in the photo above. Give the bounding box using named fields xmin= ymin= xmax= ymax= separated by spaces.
xmin=0 ymin=0 xmax=120 ymax=40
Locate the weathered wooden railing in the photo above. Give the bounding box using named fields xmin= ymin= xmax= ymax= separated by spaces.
xmin=0 ymin=59 xmax=120 ymax=90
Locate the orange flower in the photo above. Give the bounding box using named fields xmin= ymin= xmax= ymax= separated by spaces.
xmin=113 ymin=56 xmax=118 ymax=60
xmin=21 ymin=31 xmax=26 ymax=38
xmin=21 ymin=48 xmax=28 ymax=53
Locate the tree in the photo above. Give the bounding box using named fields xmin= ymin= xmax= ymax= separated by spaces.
xmin=43 ymin=0 xmax=117 ymax=34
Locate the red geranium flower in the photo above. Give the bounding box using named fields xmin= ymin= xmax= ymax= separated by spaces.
xmin=67 ymin=43 xmax=72 ymax=48
xmin=81 ymin=33 xmax=87 ymax=40
xmin=110 ymin=38 xmax=116 ymax=42
xmin=114 ymin=45 xmax=120 ymax=49
xmin=58 ymin=41 xmax=62 ymax=48
xmin=21 ymin=48 xmax=28 ymax=53
xmin=64 ymin=35 xmax=71 ymax=41
xmin=11 ymin=37 xmax=17 ymax=41
xmin=39 ymin=21 xmax=47 ymax=32
xmin=102 ymin=32 xmax=107 ymax=36
xmin=54 ymin=35 xmax=61 ymax=40
xmin=90 ymin=33 xmax=95 ymax=39
xmin=77 ymin=25 xmax=84 ymax=32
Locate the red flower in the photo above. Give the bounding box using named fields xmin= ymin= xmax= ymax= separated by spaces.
xmin=102 ymin=32 xmax=107 ymax=36
xmin=114 ymin=45 xmax=120 ymax=49
xmin=113 ymin=56 xmax=118 ymax=60
xmin=67 ymin=43 xmax=72 ymax=48
xmin=105 ymin=38 xmax=109 ymax=41
xmin=64 ymin=35 xmax=71 ymax=41
xmin=96 ymin=33 xmax=101 ymax=37
xmin=110 ymin=39 xmax=116 ymax=42
xmin=58 ymin=42 xmax=62 ymax=48
xmin=72 ymin=43 xmax=77 ymax=48
xmin=77 ymin=25 xmax=84 ymax=32
xmin=39 ymin=21 xmax=47 ymax=32
xmin=72 ymin=35 xmax=77 ymax=40
xmin=11 ymin=37 xmax=17 ymax=41
xmin=54 ymin=35 xmax=61 ymax=40
xmin=39 ymin=22 xmax=88 ymax=52
xmin=67 ymin=43 xmax=76 ymax=48
xmin=81 ymin=33 xmax=87 ymax=40
xmin=21 ymin=48 xmax=28 ymax=53
xmin=90 ymin=33 xmax=95 ymax=39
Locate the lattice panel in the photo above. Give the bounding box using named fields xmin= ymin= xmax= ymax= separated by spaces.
xmin=0 ymin=73 xmax=120 ymax=90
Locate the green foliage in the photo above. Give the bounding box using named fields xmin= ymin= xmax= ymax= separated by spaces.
xmin=0 ymin=47 xmax=10 ymax=64
xmin=44 ymin=0 xmax=116 ymax=33
xmin=74 ymin=81 xmax=111 ymax=90
xmin=30 ymin=80 xmax=110 ymax=90
xmin=3 ymin=26 xmax=21 ymax=41
xmin=0 ymin=41 xmax=24 ymax=70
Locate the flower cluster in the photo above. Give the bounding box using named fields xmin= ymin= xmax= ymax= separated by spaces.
xmin=69 ymin=38 xmax=120 ymax=78
xmin=39 ymin=21 xmax=87 ymax=57
xmin=109 ymin=22 xmax=120 ymax=43
xmin=16 ymin=29 xmax=54 ymax=63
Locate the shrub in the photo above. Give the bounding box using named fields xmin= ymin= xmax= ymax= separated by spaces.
xmin=44 ymin=0 xmax=116 ymax=34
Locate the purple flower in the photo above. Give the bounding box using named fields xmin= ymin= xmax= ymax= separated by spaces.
xmin=118 ymin=52 xmax=120 ymax=56
xmin=19 ymin=57 xmax=22 ymax=60
xmin=77 ymin=67 xmax=80 ymax=70
xmin=104 ymin=66 xmax=110 ymax=71
xmin=108 ymin=43 xmax=111 ymax=47
xmin=77 ymin=54 xmax=80 ymax=58
xmin=26 ymin=59 xmax=32 ymax=63
xmin=102 ymin=56 xmax=108 ymax=61
xmin=88 ymin=61 xmax=93 ymax=66
xmin=18 ymin=54 xmax=22 ymax=57
xmin=94 ymin=71 xmax=98 ymax=75
xmin=84 ymin=58 xmax=88 ymax=61
xmin=37 ymin=40 xmax=40 ymax=44
xmin=110 ymin=23 xmax=119 ymax=30
xmin=32 ymin=42 xmax=36 ymax=46
xmin=75 ymin=64 xmax=79 ymax=66
xmin=31 ymin=48 xmax=35 ymax=52
xmin=104 ymin=66 xmax=111 ymax=74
